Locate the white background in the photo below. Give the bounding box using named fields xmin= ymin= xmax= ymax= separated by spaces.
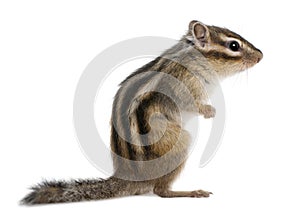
xmin=1 ymin=0 xmax=300 ymax=214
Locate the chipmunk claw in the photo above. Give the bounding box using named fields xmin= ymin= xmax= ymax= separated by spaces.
xmin=189 ymin=189 xmax=213 ymax=198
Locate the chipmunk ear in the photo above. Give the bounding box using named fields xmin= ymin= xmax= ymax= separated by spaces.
xmin=188 ymin=20 xmax=210 ymax=47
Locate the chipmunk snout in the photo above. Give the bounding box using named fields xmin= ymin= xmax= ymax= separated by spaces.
xmin=256 ymin=49 xmax=263 ymax=63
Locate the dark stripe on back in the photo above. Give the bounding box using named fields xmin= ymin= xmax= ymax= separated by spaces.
xmin=135 ymin=91 xmax=178 ymax=160
xmin=135 ymin=94 xmax=153 ymax=159
xmin=110 ymin=125 xmax=121 ymax=156
xmin=111 ymin=57 xmax=179 ymax=161
xmin=116 ymin=70 xmax=160 ymax=161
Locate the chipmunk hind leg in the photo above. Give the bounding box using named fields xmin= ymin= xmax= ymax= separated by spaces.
xmin=151 ymin=126 xmax=212 ymax=198
xmin=153 ymin=163 xmax=212 ymax=198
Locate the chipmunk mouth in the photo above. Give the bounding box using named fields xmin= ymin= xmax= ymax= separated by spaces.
xmin=257 ymin=49 xmax=263 ymax=63
xmin=256 ymin=57 xmax=262 ymax=63
xmin=242 ymin=56 xmax=262 ymax=71
xmin=241 ymin=50 xmax=262 ymax=70
xmin=257 ymin=55 xmax=263 ymax=63
xmin=240 ymin=61 xmax=253 ymax=72
xmin=252 ymin=50 xmax=263 ymax=64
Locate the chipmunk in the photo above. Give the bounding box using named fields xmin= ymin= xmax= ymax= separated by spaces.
xmin=21 ymin=20 xmax=263 ymax=204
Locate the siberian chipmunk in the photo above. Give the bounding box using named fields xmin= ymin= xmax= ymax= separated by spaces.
xmin=22 ymin=20 xmax=263 ymax=204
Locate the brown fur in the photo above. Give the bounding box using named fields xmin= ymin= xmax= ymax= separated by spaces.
xmin=21 ymin=20 xmax=262 ymax=205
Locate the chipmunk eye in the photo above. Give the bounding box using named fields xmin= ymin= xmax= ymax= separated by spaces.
xmin=228 ymin=41 xmax=240 ymax=52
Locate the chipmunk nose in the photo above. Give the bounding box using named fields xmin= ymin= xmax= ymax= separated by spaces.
xmin=256 ymin=49 xmax=263 ymax=63
xmin=257 ymin=57 xmax=262 ymax=63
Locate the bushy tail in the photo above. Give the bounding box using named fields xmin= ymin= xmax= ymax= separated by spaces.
xmin=21 ymin=177 xmax=134 ymax=205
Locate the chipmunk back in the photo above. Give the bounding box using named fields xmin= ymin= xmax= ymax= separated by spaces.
xmin=21 ymin=20 xmax=262 ymax=204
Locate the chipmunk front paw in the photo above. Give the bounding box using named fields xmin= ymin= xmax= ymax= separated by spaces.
xmin=199 ymin=105 xmax=216 ymax=118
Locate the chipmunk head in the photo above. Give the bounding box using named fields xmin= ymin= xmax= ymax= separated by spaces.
xmin=186 ymin=20 xmax=263 ymax=78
